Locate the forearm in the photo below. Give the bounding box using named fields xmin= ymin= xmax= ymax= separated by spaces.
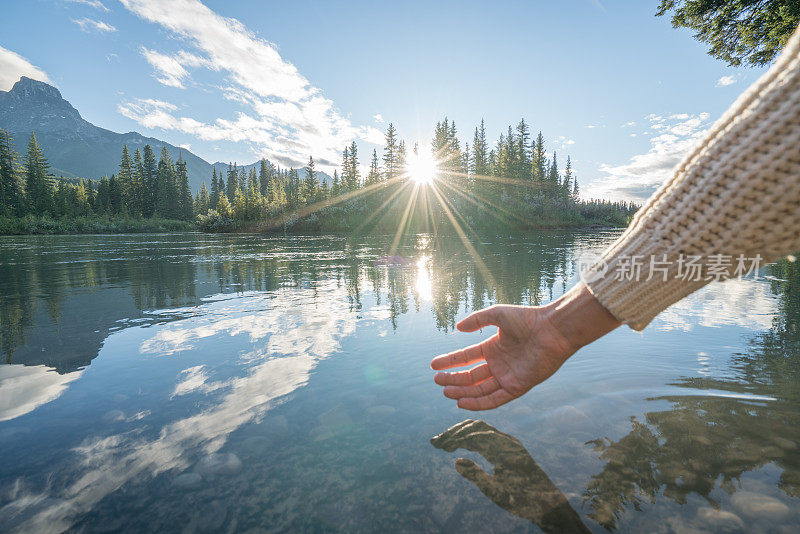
xmin=542 ymin=283 xmax=621 ymax=353
xmin=586 ymin=23 xmax=800 ymax=331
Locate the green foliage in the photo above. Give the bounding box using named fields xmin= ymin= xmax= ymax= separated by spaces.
xmin=0 ymin=214 xmax=193 ymax=235
xmin=656 ymin=0 xmax=800 ymax=67
xmin=0 ymin=129 xmax=22 ymax=216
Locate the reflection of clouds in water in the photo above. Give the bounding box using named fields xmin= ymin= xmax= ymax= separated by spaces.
xmin=8 ymin=283 xmax=357 ymax=533
xmin=171 ymin=365 xmax=230 ymax=398
xmin=0 ymin=365 xmax=83 ymax=422
xmin=655 ymin=278 xmax=778 ymax=331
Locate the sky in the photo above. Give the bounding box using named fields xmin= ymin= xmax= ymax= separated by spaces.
xmin=0 ymin=0 xmax=769 ymax=201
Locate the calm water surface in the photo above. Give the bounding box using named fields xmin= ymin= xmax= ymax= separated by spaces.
xmin=0 ymin=232 xmax=798 ymax=533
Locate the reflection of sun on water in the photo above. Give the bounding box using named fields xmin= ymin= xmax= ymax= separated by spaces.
xmin=415 ymin=256 xmax=433 ymax=301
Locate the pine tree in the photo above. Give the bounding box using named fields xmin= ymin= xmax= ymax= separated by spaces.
xmin=367 ymin=149 xmax=380 ymax=185
xmin=96 ymin=176 xmax=111 ymax=214
xmin=156 ymin=147 xmax=177 ymax=218
xmin=471 ymin=120 xmax=489 ymax=177
xmin=572 ymin=177 xmax=580 ymax=201
xmin=346 ymin=142 xmax=360 ymax=190
xmin=516 ymin=119 xmax=532 ymax=181
xmin=210 ymin=167 xmax=220 ymax=210
xmin=109 ymin=174 xmax=122 ymax=214
xmin=532 ymin=132 xmax=547 ymax=185
xmin=24 ymin=133 xmax=53 ymax=215
xmin=118 ymin=145 xmax=133 ymax=209
xmin=226 ymin=163 xmax=238 ymax=201
xmin=176 ymin=158 xmax=193 ymax=220
xmin=0 ymin=129 xmax=22 ymax=216
xmin=194 ymin=182 xmax=209 ymax=215
xmin=562 ymin=156 xmax=573 ymax=200
xmin=383 ymin=123 xmax=399 ymax=181
xmin=548 ymin=152 xmax=560 ymax=195
xmin=248 ymin=167 xmax=258 ymax=193
xmin=259 ymin=159 xmax=270 ymax=198
xmin=303 ymin=155 xmax=317 ymax=202
xmin=332 ymin=169 xmax=340 ymax=197
xmin=141 ymin=145 xmax=157 ymax=217
xmin=131 ymin=148 xmax=144 ymax=216
xmin=397 ymin=140 xmax=406 ymax=174
xmin=217 ymin=192 xmax=233 ymax=219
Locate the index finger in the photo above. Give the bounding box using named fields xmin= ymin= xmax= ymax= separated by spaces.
xmin=430 ymin=342 xmax=485 ymax=371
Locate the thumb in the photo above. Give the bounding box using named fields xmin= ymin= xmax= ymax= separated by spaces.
xmin=457 ymin=306 xmax=504 ymax=332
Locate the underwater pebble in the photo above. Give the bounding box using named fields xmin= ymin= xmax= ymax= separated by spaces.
xmin=194 ymin=453 xmax=242 ymax=477
xmin=195 ymin=500 xmax=227 ymax=533
xmin=731 ymin=491 xmax=790 ymax=519
xmin=173 ymin=472 xmax=202 ymax=488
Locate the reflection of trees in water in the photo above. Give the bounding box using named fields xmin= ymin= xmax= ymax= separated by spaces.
xmin=0 ymin=234 xmax=577 ymax=371
xmin=583 ymin=258 xmax=800 ymax=529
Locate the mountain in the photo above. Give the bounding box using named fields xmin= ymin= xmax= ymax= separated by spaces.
xmin=0 ymin=77 xmax=214 ymax=191
xmin=0 ymin=77 xmax=332 ymax=191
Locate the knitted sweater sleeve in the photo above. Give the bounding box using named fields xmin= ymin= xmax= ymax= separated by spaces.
xmin=585 ymin=23 xmax=800 ymax=331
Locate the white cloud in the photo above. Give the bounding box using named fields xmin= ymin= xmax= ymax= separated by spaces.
xmin=556 ymin=135 xmax=575 ymax=150
xmin=118 ymin=0 xmax=382 ymax=170
xmin=373 ymin=113 xmax=384 ymax=123
xmin=64 ymin=0 xmax=109 ymax=11
xmin=72 ymin=17 xmax=117 ymax=33
xmin=716 ymin=75 xmax=738 ymax=87
xmin=621 ymin=121 xmax=636 ymax=128
xmin=586 ymin=111 xmax=712 ymax=202
xmin=0 ymin=46 xmax=51 ymax=91
xmin=140 ymin=48 xmax=215 ymax=88
xmin=585 ymin=124 xmax=596 ymax=129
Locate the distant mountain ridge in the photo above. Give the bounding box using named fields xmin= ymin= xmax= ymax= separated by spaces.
xmin=0 ymin=77 xmax=331 ymax=191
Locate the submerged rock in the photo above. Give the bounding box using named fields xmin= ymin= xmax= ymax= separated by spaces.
xmin=194 ymin=453 xmax=242 ymax=477
xmin=173 ymin=472 xmax=202 ymax=488
xmin=195 ymin=500 xmax=228 ymax=533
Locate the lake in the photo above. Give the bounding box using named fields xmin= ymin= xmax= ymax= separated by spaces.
xmin=0 ymin=232 xmax=798 ymax=533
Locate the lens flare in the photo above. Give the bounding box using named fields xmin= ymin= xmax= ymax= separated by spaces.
xmin=406 ymin=151 xmax=437 ymax=185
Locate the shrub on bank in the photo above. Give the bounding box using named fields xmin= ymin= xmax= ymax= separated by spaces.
xmin=0 ymin=215 xmax=195 ymax=235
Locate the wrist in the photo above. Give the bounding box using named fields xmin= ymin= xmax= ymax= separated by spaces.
xmin=543 ymin=282 xmax=621 ymax=353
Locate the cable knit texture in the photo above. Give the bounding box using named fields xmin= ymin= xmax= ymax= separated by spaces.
xmin=585 ymin=23 xmax=800 ymax=331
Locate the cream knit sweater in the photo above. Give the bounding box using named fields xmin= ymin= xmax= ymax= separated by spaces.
xmin=585 ymin=23 xmax=800 ymax=331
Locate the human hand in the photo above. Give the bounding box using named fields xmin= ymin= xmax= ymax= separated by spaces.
xmin=431 ymin=283 xmax=620 ymax=410
xmin=431 ymin=419 xmax=590 ymax=533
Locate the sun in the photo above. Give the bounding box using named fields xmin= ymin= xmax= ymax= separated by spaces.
xmin=405 ymin=150 xmax=437 ymax=185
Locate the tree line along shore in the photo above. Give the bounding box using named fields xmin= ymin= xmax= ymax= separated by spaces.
xmin=0 ymin=119 xmax=637 ymax=236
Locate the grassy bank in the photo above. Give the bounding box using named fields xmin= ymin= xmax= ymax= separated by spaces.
xmin=0 ymin=215 xmax=195 ymax=235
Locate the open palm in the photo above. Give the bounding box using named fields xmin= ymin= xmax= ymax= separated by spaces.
xmin=431 ymin=304 xmax=577 ymax=410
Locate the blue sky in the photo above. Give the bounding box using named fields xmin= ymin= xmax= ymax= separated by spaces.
xmin=0 ymin=0 xmax=767 ymax=200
